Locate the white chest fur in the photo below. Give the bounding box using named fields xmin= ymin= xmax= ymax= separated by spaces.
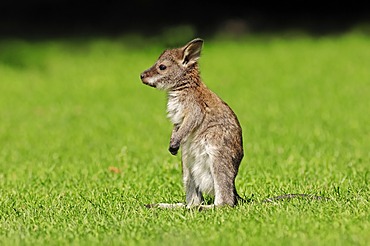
xmin=167 ymin=92 xmax=184 ymax=125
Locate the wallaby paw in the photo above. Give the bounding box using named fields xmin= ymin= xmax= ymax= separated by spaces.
xmin=168 ymin=146 xmax=179 ymax=155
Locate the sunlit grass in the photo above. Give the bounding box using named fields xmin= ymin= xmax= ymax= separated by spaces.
xmin=0 ymin=31 xmax=369 ymax=245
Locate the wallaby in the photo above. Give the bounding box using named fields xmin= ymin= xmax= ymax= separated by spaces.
xmin=140 ymin=38 xmax=330 ymax=209
xmin=140 ymin=38 xmax=244 ymax=209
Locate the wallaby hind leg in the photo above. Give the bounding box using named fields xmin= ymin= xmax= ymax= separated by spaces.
xmin=183 ymin=164 xmax=204 ymax=208
xmin=211 ymin=159 xmax=239 ymax=206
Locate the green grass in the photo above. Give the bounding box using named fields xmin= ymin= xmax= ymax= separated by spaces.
xmin=0 ymin=31 xmax=369 ymax=245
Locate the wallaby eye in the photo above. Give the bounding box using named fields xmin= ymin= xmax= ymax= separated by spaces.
xmin=159 ymin=64 xmax=167 ymax=70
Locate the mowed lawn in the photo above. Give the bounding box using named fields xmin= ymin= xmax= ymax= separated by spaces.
xmin=0 ymin=32 xmax=369 ymax=245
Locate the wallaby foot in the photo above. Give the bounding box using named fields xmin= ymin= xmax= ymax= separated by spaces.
xmin=190 ymin=204 xmax=215 ymax=211
xmin=145 ymin=202 xmax=217 ymax=211
xmin=145 ymin=203 xmax=185 ymax=209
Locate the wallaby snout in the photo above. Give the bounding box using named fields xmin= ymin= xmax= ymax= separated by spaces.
xmin=140 ymin=69 xmax=157 ymax=88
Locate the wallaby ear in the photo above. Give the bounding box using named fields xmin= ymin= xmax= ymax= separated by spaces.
xmin=181 ymin=38 xmax=204 ymax=66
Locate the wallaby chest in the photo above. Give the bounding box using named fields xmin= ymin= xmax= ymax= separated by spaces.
xmin=167 ymin=91 xmax=186 ymax=126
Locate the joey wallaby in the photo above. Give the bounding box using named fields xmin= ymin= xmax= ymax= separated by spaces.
xmin=140 ymin=38 xmax=244 ymax=209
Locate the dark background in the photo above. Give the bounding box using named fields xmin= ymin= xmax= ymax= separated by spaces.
xmin=0 ymin=1 xmax=369 ymax=39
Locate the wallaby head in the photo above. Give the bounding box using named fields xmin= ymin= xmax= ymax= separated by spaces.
xmin=140 ymin=38 xmax=203 ymax=90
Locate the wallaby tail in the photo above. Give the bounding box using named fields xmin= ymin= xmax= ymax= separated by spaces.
xmin=262 ymin=194 xmax=330 ymax=203
xmin=237 ymin=193 xmax=330 ymax=204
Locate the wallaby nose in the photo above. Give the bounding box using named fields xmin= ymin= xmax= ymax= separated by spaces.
xmin=140 ymin=73 xmax=145 ymax=79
